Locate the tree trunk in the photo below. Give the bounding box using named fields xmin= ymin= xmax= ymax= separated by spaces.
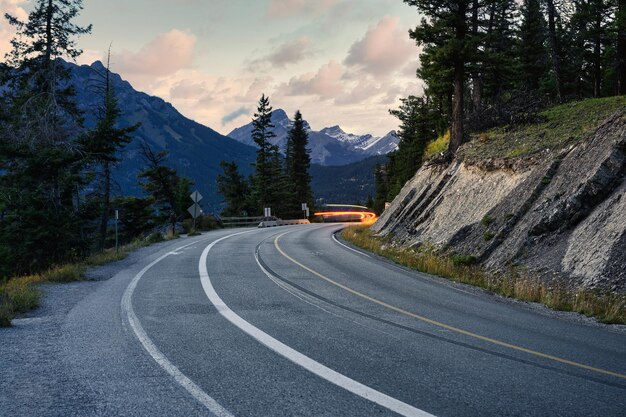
xmin=617 ymin=0 xmax=626 ymax=95
xmin=449 ymin=1 xmax=468 ymax=154
xmin=99 ymin=160 xmax=111 ymax=249
xmin=45 ymin=0 xmax=53 ymax=65
xmin=546 ymin=0 xmax=563 ymax=102
xmin=471 ymin=0 xmax=482 ymax=113
xmin=592 ymin=0 xmax=603 ymax=97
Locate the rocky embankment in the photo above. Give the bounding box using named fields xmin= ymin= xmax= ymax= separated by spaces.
xmin=372 ymin=110 xmax=626 ymax=293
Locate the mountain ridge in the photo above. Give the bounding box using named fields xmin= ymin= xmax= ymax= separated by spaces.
xmin=227 ymin=109 xmax=398 ymax=166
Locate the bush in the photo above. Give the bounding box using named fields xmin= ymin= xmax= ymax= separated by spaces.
xmin=146 ymin=232 xmax=164 ymax=244
xmin=43 ymin=264 xmax=83 ymax=282
xmin=451 ymin=254 xmax=478 ymax=266
xmin=424 ymin=132 xmax=450 ymax=159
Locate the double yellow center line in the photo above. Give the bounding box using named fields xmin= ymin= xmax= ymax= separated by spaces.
xmin=274 ymin=233 xmax=626 ymax=380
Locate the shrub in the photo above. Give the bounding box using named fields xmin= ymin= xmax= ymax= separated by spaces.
xmin=451 ymin=254 xmax=478 ymax=266
xmin=481 ymin=215 xmax=494 ymax=226
xmin=146 ymin=232 xmax=164 ymax=244
xmin=424 ymin=132 xmax=450 ymax=159
xmin=43 ymin=264 xmax=83 ymax=282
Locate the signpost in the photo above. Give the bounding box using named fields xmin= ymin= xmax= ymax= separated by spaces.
xmin=115 ymin=209 xmax=119 ymax=256
xmin=188 ymin=190 xmax=203 ymax=231
xmin=301 ymin=203 xmax=308 ymax=219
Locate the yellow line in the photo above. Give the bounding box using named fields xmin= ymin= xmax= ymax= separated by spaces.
xmin=274 ymin=233 xmax=626 ymax=380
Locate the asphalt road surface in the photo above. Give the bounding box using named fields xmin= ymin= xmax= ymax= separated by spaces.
xmin=2 ymin=224 xmax=625 ymax=416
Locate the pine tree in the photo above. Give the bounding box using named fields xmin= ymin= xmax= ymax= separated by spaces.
xmin=518 ymin=0 xmax=549 ymax=92
xmin=373 ymin=164 xmax=389 ymax=215
xmin=0 ymin=0 xmax=92 ymax=275
xmin=83 ymin=52 xmax=138 ymax=249
xmin=285 ymin=110 xmax=314 ymax=218
xmin=217 ymin=161 xmax=252 ymax=216
xmin=405 ymin=0 xmax=472 ymax=154
xmin=249 ymin=94 xmax=284 ymax=216
xmin=385 ymin=96 xmax=434 ymax=201
xmin=618 ymin=0 xmax=626 ymax=94
xmin=137 ymin=142 xmax=192 ymax=222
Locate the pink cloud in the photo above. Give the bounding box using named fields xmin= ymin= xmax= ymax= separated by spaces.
xmin=267 ymin=0 xmax=339 ymax=18
xmin=0 ymin=0 xmax=28 ymax=58
xmin=115 ymin=30 xmax=196 ymax=78
xmin=344 ymin=16 xmax=417 ymax=77
xmin=280 ymin=60 xmax=344 ymax=98
xmin=248 ymin=37 xmax=313 ymax=71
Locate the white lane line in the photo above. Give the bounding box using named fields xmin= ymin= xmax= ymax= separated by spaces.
xmin=332 ymin=231 xmax=371 ymax=258
xmin=200 ymin=232 xmax=434 ymax=417
xmin=121 ymin=237 xmax=235 ymax=417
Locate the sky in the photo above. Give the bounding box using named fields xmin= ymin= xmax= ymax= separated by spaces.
xmin=0 ymin=0 xmax=424 ymax=136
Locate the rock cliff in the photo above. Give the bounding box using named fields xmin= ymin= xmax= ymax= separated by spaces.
xmin=372 ymin=110 xmax=626 ymax=293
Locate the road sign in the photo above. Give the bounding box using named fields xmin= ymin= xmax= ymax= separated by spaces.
xmin=190 ymin=191 xmax=203 ymax=203
xmin=301 ymin=203 xmax=307 ymax=211
xmin=264 ymin=207 xmax=271 ymax=217
xmin=188 ymin=202 xmax=202 ymax=219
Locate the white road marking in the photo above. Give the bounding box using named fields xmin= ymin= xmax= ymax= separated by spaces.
xmin=332 ymin=231 xmax=372 ymax=258
xmin=200 ymin=231 xmax=435 ymax=417
xmin=121 ymin=237 xmax=234 ymax=417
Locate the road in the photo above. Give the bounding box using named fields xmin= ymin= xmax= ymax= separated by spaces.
xmin=1 ymin=224 xmax=625 ymax=416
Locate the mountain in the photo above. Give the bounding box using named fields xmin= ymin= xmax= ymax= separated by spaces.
xmin=228 ymin=110 xmax=399 ymax=166
xmin=67 ymin=60 xmax=257 ymax=211
xmin=64 ymin=60 xmax=388 ymax=212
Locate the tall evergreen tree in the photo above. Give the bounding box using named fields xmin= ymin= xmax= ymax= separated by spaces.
xmin=217 ymin=161 xmax=252 ymax=216
xmin=0 ymin=0 xmax=92 ymax=275
xmin=518 ymin=0 xmax=549 ymax=92
xmin=83 ymin=52 xmax=138 ymax=249
xmin=137 ymin=142 xmax=192 ymax=221
xmin=405 ymin=0 xmax=472 ymax=154
xmin=618 ymin=0 xmax=626 ymax=94
xmin=249 ymin=94 xmax=284 ymax=216
xmin=285 ymin=110 xmax=314 ymax=218
xmin=385 ymin=96 xmax=434 ymax=200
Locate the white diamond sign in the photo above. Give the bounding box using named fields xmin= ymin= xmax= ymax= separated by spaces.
xmin=188 ymin=203 xmax=202 ymax=219
xmin=190 ymin=191 xmax=203 ymax=203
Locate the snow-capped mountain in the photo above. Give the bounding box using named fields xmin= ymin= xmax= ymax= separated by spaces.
xmin=320 ymin=125 xmax=399 ymax=156
xmin=228 ymin=110 xmax=399 ymax=166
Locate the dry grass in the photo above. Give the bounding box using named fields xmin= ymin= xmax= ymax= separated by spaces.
xmin=424 ymin=131 xmax=450 ymax=159
xmin=342 ymin=226 xmax=625 ymax=324
xmin=0 ymin=237 xmax=160 ymax=327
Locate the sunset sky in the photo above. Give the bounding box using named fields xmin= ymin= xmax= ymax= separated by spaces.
xmin=0 ymin=0 xmax=423 ymax=136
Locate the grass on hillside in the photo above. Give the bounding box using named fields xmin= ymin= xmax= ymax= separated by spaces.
xmin=424 ymin=131 xmax=450 ymax=160
xmin=453 ymin=96 xmax=626 ymax=161
xmin=0 ymin=231 xmax=176 ymax=327
xmin=342 ymin=226 xmax=626 ymax=324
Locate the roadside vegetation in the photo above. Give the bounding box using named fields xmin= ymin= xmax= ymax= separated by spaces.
xmin=342 ymin=226 xmax=625 ymax=325
xmin=0 ymin=230 xmax=191 ymax=327
xmin=460 ymin=96 xmax=626 ymax=162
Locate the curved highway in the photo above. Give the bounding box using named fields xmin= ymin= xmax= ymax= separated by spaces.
xmin=3 ymin=224 xmax=625 ymax=416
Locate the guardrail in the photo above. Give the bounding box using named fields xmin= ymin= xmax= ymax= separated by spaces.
xmin=258 ymin=219 xmax=310 ymax=228
xmin=221 ymin=216 xmax=266 ymax=228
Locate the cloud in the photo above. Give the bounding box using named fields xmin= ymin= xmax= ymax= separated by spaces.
xmin=170 ymin=79 xmax=208 ymax=100
xmin=334 ymin=78 xmax=382 ymax=106
xmin=344 ymin=16 xmax=417 ymax=77
xmin=0 ymin=0 xmax=28 ymax=58
xmin=114 ymin=29 xmax=196 ymax=78
xmin=249 ymin=37 xmax=313 ymax=71
xmin=267 ymin=0 xmax=339 ymax=18
xmin=221 ymin=107 xmax=250 ymax=126
xmin=280 ymin=60 xmax=343 ymax=98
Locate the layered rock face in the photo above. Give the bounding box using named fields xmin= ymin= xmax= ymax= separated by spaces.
xmin=372 ymin=111 xmax=626 ymax=292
